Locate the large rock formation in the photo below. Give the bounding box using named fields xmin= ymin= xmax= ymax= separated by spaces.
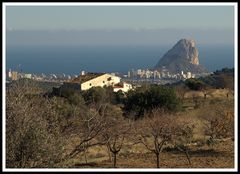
xmin=155 ymin=39 xmax=208 ymax=73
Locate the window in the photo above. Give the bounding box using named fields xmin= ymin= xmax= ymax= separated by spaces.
xmin=103 ymin=81 xmax=105 ymax=83
xmin=107 ymin=77 xmax=112 ymax=81
xmin=89 ymin=83 xmax=92 ymax=86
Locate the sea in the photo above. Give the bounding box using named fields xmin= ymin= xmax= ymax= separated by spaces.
xmin=6 ymin=44 xmax=234 ymax=75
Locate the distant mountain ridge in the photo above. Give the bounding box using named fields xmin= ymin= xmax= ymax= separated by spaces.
xmin=154 ymin=39 xmax=208 ymax=74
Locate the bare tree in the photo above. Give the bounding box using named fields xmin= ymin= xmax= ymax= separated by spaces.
xmin=6 ymin=81 xmax=64 ymax=168
xmin=133 ymin=109 xmax=176 ymax=168
xmin=65 ymin=105 xmax=108 ymax=160
xmin=201 ymin=104 xmax=234 ymax=149
xmin=104 ymin=133 xmax=125 ymax=168
xmin=175 ymin=85 xmax=187 ymax=100
xmin=172 ymin=118 xmax=195 ymax=166
xmin=99 ymin=104 xmax=131 ymax=168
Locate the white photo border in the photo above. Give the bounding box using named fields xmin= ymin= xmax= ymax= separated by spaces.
xmin=2 ymin=2 xmax=238 ymax=172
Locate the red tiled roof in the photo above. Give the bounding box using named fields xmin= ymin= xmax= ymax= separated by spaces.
xmin=113 ymin=82 xmax=123 ymax=88
xmin=70 ymin=73 xmax=105 ymax=83
xmin=113 ymin=85 xmax=123 ymax=88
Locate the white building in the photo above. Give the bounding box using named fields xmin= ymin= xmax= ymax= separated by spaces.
xmin=11 ymin=71 xmax=18 ymax=80
xmin=113 ymin=82 xmax=133 ymax=93
xmin=153 ymin=70 xmax=161 ymax=79
xmin=128 ymin=71 xmax=131 ymax=78
xmin=81 ymin=71 xmax=85 ymax=75
xmin=24 ymin=73 xmax=32 ymax=79
xmin=8 ymin=69 xmax=12 ymax=78
xmin=137 ymin=69 xmax=142 ymax=75
xmin=62 ymin=73 xmax=132 ymax=92
xmin=161 ymin=71 xmax=166 ymax=78
xmin=186 ymin=72 xmax=192 ymax=79
xmin=145 ymin=69 xmax=151 ymax=78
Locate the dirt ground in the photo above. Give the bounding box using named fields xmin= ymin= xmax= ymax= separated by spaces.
xmin=70 ymin=139 xmax=234 ymax=169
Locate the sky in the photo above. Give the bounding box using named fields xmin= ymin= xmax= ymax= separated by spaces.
xmin=6 ymin=5 xmax=234 ymax=30
xmin=5 ymin=4 xmax=235 ymax=45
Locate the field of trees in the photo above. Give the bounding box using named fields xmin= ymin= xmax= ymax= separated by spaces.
xmin=5 ymin=68 xmax=235 ymax=169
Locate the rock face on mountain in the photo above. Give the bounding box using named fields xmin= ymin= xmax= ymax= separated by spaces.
xmin=155 ymin=39 xmax=208 ymax=73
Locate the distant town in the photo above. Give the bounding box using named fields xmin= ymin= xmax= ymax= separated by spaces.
xmin=6 ymin=66 xmax=211 ymax=86
xmin=6 ymin=68 xmax=77 ymax=84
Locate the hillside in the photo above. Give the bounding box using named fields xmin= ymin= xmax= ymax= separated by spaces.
xmin=169 ymin=67 xmax=234 ymax=90
xmin=199 ymin=68 xmax=234 ymax=90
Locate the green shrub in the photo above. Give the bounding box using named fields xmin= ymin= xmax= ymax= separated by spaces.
xmin=123 ymin=85 xmax=182 ymax=118
xmin=185 ymin=78 xmax=206 ymax=90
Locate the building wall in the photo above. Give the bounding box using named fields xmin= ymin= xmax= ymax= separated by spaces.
xmin=11 ymin=71 xmax=18 ymax=80
xmin=24 ymin=74 xmax=32 ymax=79
xmin=113 ymin=82 xmax=133 ymax=93
xmin=81 ymin=74 xmax=121 ymax=90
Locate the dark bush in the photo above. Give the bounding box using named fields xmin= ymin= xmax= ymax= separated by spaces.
xmin=123 ymin=85 xmax=182 ymax=118
xmin=185 ymin=78 xmax=206 ymax=90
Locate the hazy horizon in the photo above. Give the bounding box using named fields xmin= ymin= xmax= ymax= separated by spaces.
xmin=6 ymin=5 xmax=234 ymax=45
xmin=6 ymin=28 xmax=234 ymax=46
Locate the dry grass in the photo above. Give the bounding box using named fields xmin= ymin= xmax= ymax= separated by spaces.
xmin=61 ymin=88 xmax=235 ymax=169
xmin=68 ymin=139 xmax=234 ymax=168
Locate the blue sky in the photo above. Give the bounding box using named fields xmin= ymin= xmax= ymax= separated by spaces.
xmin=6 ymin=5 xmax=235 ymax=45
xmin=6 ymin=5 xmax=234 ymax=30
